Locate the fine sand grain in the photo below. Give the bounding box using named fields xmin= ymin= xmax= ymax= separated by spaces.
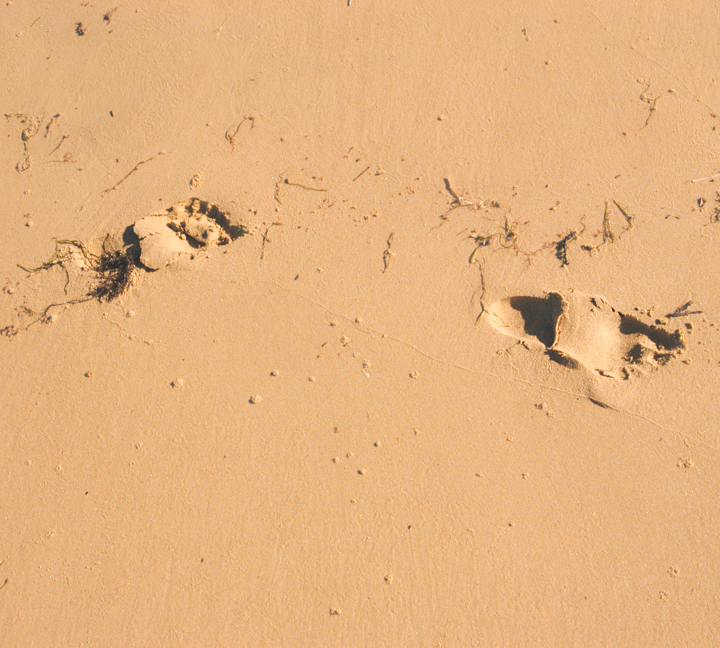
xmin=1 ymin=2 xmax=719 ymax=646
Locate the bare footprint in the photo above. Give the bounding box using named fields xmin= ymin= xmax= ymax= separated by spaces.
xmin=133 ymin=197 xmax=246 ymax=270
xmin=487 ymin=290 xmax=685 ymax=380
xmin=1 ymin=198 xmax=247 ymax=334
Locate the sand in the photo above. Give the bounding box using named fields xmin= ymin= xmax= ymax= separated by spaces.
xmin=1 ymin=1 xmax=719 ymax=646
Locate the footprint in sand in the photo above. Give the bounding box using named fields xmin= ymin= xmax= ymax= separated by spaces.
xmin=486 ymin=290 xmax=685 ymax=381
xmin=132 ymin=197 xmax=246 ymax=270
xmin=1 ymin=198 xmax=247 ymax=333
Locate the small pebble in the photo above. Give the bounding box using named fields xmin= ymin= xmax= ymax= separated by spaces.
xmin=249 ymin=394 xmax=262 ymax=404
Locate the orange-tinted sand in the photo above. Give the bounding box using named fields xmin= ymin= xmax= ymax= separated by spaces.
xmin=1 ymin=2 xmax=719 ymax=646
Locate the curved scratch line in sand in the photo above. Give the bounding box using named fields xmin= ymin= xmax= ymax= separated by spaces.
xmin=267 ymin=281 xmax=717 ymax=454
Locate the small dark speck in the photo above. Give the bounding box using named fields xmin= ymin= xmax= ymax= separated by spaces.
xmin=294 ymin=274 xmax=300 ymax=280
xmin=200 ymin=557 xmax=204 ymax=563
xmin=110 ymin=110 xmax=114 ymax=117
xmin=75 ymin=22 xmax=85 ymax=36
xmin=589 ymin=397 xmax=611 ymax=409
xmin=85 ymin=491 xmax=89 ymax=495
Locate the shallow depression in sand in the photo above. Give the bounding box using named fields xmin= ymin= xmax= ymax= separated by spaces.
xmin=487 ymin=290 xmax=685 ymax=380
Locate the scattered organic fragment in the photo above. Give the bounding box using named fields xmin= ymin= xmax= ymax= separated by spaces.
xmin=639 ymin=81 xmax=661 ymax=128
xmin=382 ymin=233 xmax=394 ymax=273
xmin=665 ymin=300 xmax=702 ymax=319
xmin=89 ymin=249 xmax=138 ymax=302
xmin=273 ymin=176 xmax=327 ymax=204
xmin=439 ymin=178 xmax=485 ymax=220
xmin=102 ymin=153 xmax=164 ymax=196
xmin=225 ymin=116 xmax=255 ymax=151
xmin=555 ymin=222 xmax=585 ymax=267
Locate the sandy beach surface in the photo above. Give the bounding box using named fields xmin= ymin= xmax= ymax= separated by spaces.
xmin=2 ymin=2 xmax=719 ymax=646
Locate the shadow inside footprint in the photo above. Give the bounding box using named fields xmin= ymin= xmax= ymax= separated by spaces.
xmin=487 ymin=290 xmax=685 ymax=380
xmin=501 ymin=295 xmax=563 ymax=348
